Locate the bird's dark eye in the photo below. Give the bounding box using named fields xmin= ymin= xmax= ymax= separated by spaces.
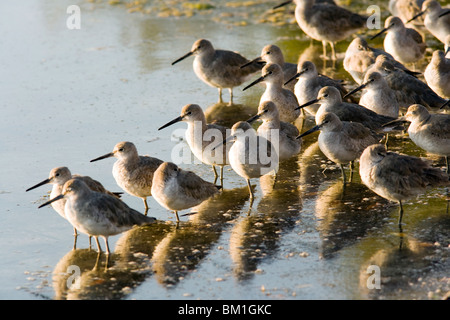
xmin=266 ymin=51 xmax=271 ymax=54
xmin=119 ymin=148 xmax=124 ymax=152
xmin=55 ymin=173 xmax=60 ymax=177
xmin=264 ymin=109 xmax=268 ymax=113
xmin=323 ymin=94 xmax=328 ymax=97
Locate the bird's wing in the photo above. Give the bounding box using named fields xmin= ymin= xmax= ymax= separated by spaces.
xmin=406 ymin=28 xmax=424 ymax=45
xmin=280 ymin=121 xmax=300 ymax=138
xmin=178 ymin=170 xmax=220 ymax=200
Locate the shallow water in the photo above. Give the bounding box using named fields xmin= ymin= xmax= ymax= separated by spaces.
xmin=1 ymin=0 xmax=449 ymax=300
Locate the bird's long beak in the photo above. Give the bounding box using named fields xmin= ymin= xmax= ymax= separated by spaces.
xmin=240 ymin=57 xmax=263 ymax=69
xmin=407 ymin=10 xmax=426 ymax=23
xmin=439 ymin=9 xmax=450 ymax=18
xmin=284 ymin=70 xmax=305 ymax=86
xmin=212 ymin=135 xmax=234 ymax=151
xmin=38 ymin=194 xmax=65 ymax=209
xmin=343 ymin=82 xmax=368 ymax=100
xmin=294 ymin=98 xmax=319 ymax=110
xmin=440 ymin=100 xmax=450 ymax=110
xmin=90 ymin=152 xmax=115 ymax=162
xmin=247 ymin=113 xmax=261 ymax=123
xmin=26 ymin=178 xmax=52 ymax=192
xmin=381 ymin=116 xmax=409 ymax=127
xmin=296 ymin=125 xmax=320 ymax=139
xmin=273 ymin=0 xmax=292 ymax=10
xmin=370 ymin=24 xmax=392 ymax=40
xmin=158 ymin=115 xmax=184 ymax=131
xmin=243 ymin=75 xmax=266 ymax=91
xmin=171 ymin=51 xmax=194 ymax=65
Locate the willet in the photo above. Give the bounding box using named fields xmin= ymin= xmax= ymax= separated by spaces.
xmin=26 ymin=166 xmax=121 ymax=247
xmin=247 ymin=101 xmax=302 ymax=160
xmin=344 ymin=37 xmax=420 ymax=85
xmin=90 ymin=141 xmax=164 ymax=213
xmin=171 ymin=39 xmax=261 ymax=103
xmin=389 ymin=0 xmax=425 ymax=26
xmin=273 ymin=0 xmax=367 ymax=60
xmin=39 ymin=179 xmax=156 ymax=254
xmin=408 ymin=0 xmax=450 ymax=44
xmin=243 ymin=63 xmax=300 ymax=123
xmin=367 ymin=55 xmax=447 ymax=109
xmin=158 ymin=104 xmax=230 ymax=185
xmin=383 ymin=104 xmax=450 ymax=172
xmin=296 ymin=86 xmax=397 ymax=131
xmin=27 ymin=166 xmax=121 ymax=220
xmin=284 ymin=60 xmax=348 ymax=116
xmin=297 ymin=112 xmax=383 ymax=182
xmin=241 ymin=44 xmax=298 ymax=91
xmin=370 ymin=16 xmax=426 ymax=65
xmin=217 ymin=121 xmax=279 ymax=201
xmin=150 ymin=162 xmax=220 ymax=222
xmin=424 ymin=50 xmax=450 ymax=99
xmin=343 ymin=71 xmax=400 ymax=118
xmin=359 ymin=144 xmax=449 ymax=227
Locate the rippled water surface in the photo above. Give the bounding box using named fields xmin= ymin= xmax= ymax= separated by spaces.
xmin=1 ymin=0 xmax=449 ymax=300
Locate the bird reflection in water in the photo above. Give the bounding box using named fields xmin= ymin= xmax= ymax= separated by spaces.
xmin=359 ymin=214 xmax=450 ymax=299
xmin=150 ymin=186 xmax=250 ymax=286
xmin=204 ymin=101 xmax=258 ymax=129
xmin=315 ymin=179 xmax=391 ymax=259
xmin=51 ymin=222 xmax=172 ymax=300
xmin=229 ymin=157 xmax=302 ymax=281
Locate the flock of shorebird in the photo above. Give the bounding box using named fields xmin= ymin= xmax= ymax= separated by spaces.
xmin=27 ymin=0 xmax=450 ymax=255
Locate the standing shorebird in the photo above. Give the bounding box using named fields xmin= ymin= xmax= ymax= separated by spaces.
xmin=151 ymin=162 xmax=220 ymax=222
xmin=285 ymin=60 xmax=348 ymax=116
xmin=344 ymin=37 xmax=420 ymax=85
xmin=243 ymin=63 xmax=301 ymax=123
xmin=370 ymin=16 xmax=426 ymax=65
xmin=90 ymin=141 xmax=164 ymax=213
xmin=408 ymin=0 xmax=450 ymax=44
xmin=158 ymin=104 xmax=230 ymax=185
xmin=343 ymin=71 xmax=400 ymax=118
xmin=247 ymin=101 xmax=302 ymax=161
xmin=171 ymin=39 xmax=261 ymax=104
xmin=217 ymin=121 xmax=279 ymax=201
xmin=297 ymin=112 xmax=382 ymax=182
xmin=383 ymin=104 xmax=450 ymax=172
xmin=26 ymin=166 xmax=121 ymax=247
xmin=38 ymin=179 xmax=156 ymax=254
xmin=424 ymin=50 xmax=450 ymax=99
xmin=241 ymin=44 xmax=298 ymax=91
xmin=367 ymin=55 xmax=447 ymax=109
xmin=273 ymin=0 xmax=367 ymax=60
xmin=359 ymin=144 xmax=449 ymax=227
xmin=297 ymin=86 xmax=397 ymax=131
